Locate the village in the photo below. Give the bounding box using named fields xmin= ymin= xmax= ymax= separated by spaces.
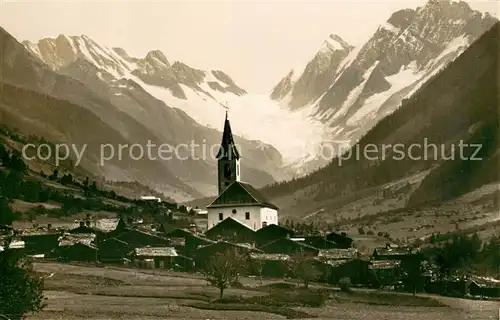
xmin=1 ymin=112 xmax=498 ymax=304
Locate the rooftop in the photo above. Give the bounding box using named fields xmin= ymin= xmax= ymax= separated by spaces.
xmin=369 ymin=260 xmax=401 ymax=270
xmin=250 ymin=253 xmax=290 ymax=261
xmin=318 ymin=248 xmax=358 ymax=260
xmin=134 ymin=247 xmax=178 ymax=257
xmin=207 ymin=181 xmax=278 ymax=210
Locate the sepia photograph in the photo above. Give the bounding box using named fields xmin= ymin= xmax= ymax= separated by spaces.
xmin=0 ymin=0 xmax=499 ymax=319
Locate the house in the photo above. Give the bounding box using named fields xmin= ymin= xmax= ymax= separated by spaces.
xmin=98 ymin=238 xmax=131 ymax=264
xmin=372 ymin=245 xmax=414 ymax=261
xmin=325 ymin=231 xmax=353 ymax=248
xmin=254 ymin=224 xmax=294 ymax=247
xmin=69 ymin=221 xmax=106 ymax=242
xmin=165 ymin=228 xmax=215 ymax=257
xmin=56 ymin=242 xmax=98 ymax=262
xmin=130 ymin=246 xmax=178 ymax=269
xmin=58 ymin=233 xmax=96 ymax=247
xmin=140 ymin=196 xmax=161 ymax=203
xmin=323 ymin=259 xmax=371 ymax=285
xmin=249 ymin=253 xmax=291 ymax=277
xmin=115 ymin=228 xmax=170 ymax=247
xmin=0 ymin=239 xmax=25 ymax=252
xmin=261 ymin=238 xmax=319 ymax=256
xmin=206 ymin=112 xmax=279 ymax=231
xmin=194 ymin=240 xmax=262 ymax=269
xmin=106 ymin=218 xmax=130 ymax=237
xmin=368 ymin=260 xmax=402 ymax=288
xmin=318 ymin=248 xmax=359 ymax=260
xmin=204 ymin=217 xmax=256 ymax=244
xmin=469 ymin=276 xmax=500 ymax=298
xmin=20 ymin=231 xmax=61 ymax=255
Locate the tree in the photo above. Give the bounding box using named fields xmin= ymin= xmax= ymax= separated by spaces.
xmin=0 ymin=198 xmax=17 ymax=226
xmin=0 ymin=143 xmax=9 ymax=166
xmin=402 ymin=252 xmax=426 ymax=295
xmin=201 ymin=249 xmax=245 ymax=298
xmin=60 ymin=174 xmax=74 ymax=185
xmin=49 ymin=169 xmax=58 ymax=181
xmin=0 ymin=238 xmax=45 ymax=319
xmin=7 ymin=152 xmax=27 ymax=174
xmin=289 ymin=252 xmax=321 ymax=289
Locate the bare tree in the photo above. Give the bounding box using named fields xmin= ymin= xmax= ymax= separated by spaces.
xmin=202 ymin=249 xmax=245 ymax=298
xmin=289 ymin=252 xmax=321 ymax=289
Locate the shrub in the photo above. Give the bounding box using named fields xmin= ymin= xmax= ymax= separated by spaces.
xmin=339 ymin=277 xmax=352 ymax=292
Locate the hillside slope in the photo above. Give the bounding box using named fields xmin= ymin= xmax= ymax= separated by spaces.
xmin=264 ymin=22 xmax=499 ymax=225
xmin=271 ymin=0 xmax=497 ymax=172
xmin=0 ymin=27 xmax=285 ymax=200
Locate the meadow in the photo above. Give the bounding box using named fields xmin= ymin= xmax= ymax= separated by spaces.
xmin=27 ymin=262 xmax=500 ymax=320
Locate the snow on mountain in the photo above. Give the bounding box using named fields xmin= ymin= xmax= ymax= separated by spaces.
xmin=23 ymin=35 xmax=328 ymax=167
xmin=271 ymin=0 xmax=497 ymax=170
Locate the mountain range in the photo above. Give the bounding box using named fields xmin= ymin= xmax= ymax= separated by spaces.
xmin=271 ymin=0 xmax=497 ymax=172
xmin=261 ymin=18 xmax=499 ymax=241
xmin=185 ymin=1 xmax=499 ymax=241
xmin=0 ymin=28 xmax=291 ymax=201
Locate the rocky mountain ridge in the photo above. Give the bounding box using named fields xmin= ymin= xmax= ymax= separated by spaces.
xmin=1 ymin=27 xmax=287 ymax=201
xmin=271 ymin=0 xmax=497 ymax=172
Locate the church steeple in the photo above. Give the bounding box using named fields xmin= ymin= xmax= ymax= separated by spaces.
xmin=216 ymin=111 xmax=240 ymax=160
xmin=216 ymin=111 xmax=241 ymax=194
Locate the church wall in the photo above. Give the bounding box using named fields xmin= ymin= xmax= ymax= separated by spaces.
xmin=207 ymin=206 xmax=262 ymax=230
xmin=260 ymin=207 xmax=279 ymax=227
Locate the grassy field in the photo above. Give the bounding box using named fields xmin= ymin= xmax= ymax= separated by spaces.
xmin=24 ymin=262 xmax=499 ymax=320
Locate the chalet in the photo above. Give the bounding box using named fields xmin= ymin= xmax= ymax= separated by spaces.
xmin=323 ymin=259 xmax=371 ymax=285
xmin=254 ymin=224 xmax=294 ymax=247
xmin=130 ymin=247 xmax=178 ymax=269
xmin=368 ymin=260 xmax=402 ymax=288
xmin=204 ymin=217 xmax=256 ymax=244
xmin=325 ymin=231 xmax=353 ymax=248
xmin=0 ymin=239 xmax=25 ymax=252
xmin=194 ymin=241 xmax=262 ymax=269
xmin=20 ymin=231 xmax=61 ymax=255
xmin=98 ymin=238 xmax=131 ymax=264
xmin=115 ymin=228 xmax=170 ymax=247
xmin=165 ymin=228 xmax=215 ymax=257
xmin=58 ymin=233 xmax=96 ymax=247
xmin=206 ymin=112 xmax=279 ymax=231
xmin=372 ymin=245 xmax=414 ymax=261
xmin=318 ymin=248 xmax=359 ymax=260
xmin=261 ymin=238 xmax=319 ymax=256
xmin=57 ymin=242 xmax=98 ymax=262
xmin=69 ymin=221 xmax=106 ymax=242
xmin=469 ymin=277 xmax=500 ymax=298
xmin=249 ymin=253 xmax=291 ymax=277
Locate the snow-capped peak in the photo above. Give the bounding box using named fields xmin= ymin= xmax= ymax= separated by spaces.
xmin=320 ymin=33 xmax=351 ymax=53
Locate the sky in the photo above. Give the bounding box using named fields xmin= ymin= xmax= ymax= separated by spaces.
xmin=1 ymin=0 xmax=498 ymax=93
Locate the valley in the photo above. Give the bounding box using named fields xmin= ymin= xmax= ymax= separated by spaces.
xmin=1 ymin=2 xmax=499 ymax=318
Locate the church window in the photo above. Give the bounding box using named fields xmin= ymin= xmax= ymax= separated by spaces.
xmin=219 ymin=213 xmax=223 ymax=220
xmin=232 ymin=209 xmax=237 ymax=214
xmin=245 ymin=212 xmax=250 ymax=220
xmin=262 ymin=221 xmax=267 ymax=228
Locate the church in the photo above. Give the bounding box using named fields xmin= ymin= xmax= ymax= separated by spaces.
xmin=206 ymin=111 xmax=279 ymax=231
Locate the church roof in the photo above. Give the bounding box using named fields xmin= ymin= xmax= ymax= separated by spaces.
xmin=207 ymin=181 xmax=279 ymax=210
xmin=216 ymin=111 xmax=240 ymax=160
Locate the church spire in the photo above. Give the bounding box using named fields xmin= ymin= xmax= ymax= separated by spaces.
xmin=216 ymin=111 xmax=240 ymax=160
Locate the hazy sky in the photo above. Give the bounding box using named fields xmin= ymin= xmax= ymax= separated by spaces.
xmin=1 ymin=0 xmax=498 ymax=93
